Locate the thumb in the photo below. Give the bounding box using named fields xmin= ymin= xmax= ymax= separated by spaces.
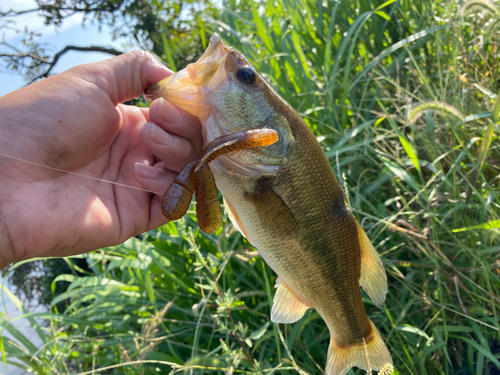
xmin=74 ymin=50 xmax=172 ymax=105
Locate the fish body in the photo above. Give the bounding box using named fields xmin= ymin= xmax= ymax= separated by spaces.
xmin=145 ymin=33 xmax=393 ymax=374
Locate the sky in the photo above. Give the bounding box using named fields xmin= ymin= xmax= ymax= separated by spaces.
xmin=0 ymin=0 xmax=133 ymax=97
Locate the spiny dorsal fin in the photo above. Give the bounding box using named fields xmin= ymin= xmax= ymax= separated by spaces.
xmin=271 ymin=278 xmax=310 ymax=324
xmin=357 ymin=222 xmax=388 ymax=305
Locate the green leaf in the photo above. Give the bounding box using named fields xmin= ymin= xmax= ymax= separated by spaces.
xmin=458 ymin=336 xmax=500 ymax=368
xmin=252 ymin=4 xmax=274 ymax=51
xmin=51 ymin=274 xmax=75 ymax=294
xmin=198 ymin=17 xmax=207 ymax=49
xmin=351 ymin=24 xmax=450 ymax=89
xmin=382 ymin=157 xmax=420 ymax=191
xmin=375 ymin=10 xmax=391 ymax=20
xmin=292 ymin=30 xmax=311 ymax=79
xmin=161 ymin=30 xmax=176 ymax=72
xmin=463 ymin=112 xmax=491 ymax=122
xmin=492 ymin=87 xmax=500 ymax=122
xmin=473 ymin=83 xmax=497 ymax=99
xmin=399 ymin=135 xmax=421 ymax=173
xmin=378 ymin=100 xmax=421 ymax=173
xmin=375 ymin=0 xmax=398 ymax=10
xmin=145 ymin=270 xmax=157 ymax=311
xmin=323 ymin=1 xmax=340 ymax=75
xmin=249 ymin=321 xmax=269 ymax=340
xmin=395 ymin=324 xmax=432 ymax=344
xmin=453 ymin=219 xmax=500 ymax=232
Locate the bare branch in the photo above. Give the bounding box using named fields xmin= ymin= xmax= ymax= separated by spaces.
xmin=0 ymin=8 xmax=42 ymax=17
xmin=0 ymin=40 xmax=50 ymax=64
xmin=0 ymin=53 xmax=48 ymax=63
xmin=0 ymin=5 xmax=120 ymax=18
xmin=30 ymin=45 xmax=123 ymax=82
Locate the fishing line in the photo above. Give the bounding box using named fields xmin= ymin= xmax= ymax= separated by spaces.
xmin=0 ymin=152 xmax=162 ymax=195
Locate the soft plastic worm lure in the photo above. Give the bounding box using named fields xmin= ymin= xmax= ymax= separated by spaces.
xmin=161 ymin=128 xmax=278 ymax=233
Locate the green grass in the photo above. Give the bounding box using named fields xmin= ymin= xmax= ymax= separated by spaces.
xmin=2 ymin=0 xmax=500 ymax=374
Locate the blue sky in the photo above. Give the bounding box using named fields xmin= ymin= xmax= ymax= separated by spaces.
xmin=0 ymin=0 xmax=134 ymax=97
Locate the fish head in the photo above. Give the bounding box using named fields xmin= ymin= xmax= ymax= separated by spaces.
xmin=144 ymin=33 xmax=295 ymax=177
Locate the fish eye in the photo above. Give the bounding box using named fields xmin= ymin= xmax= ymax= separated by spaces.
xmin=237 ymin=66 xmax=256 ymax=85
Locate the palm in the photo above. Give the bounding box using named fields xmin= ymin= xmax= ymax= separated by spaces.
xmin=4 ymin=102 xmax=154 ymax=259
xmin=0 ymin=51 xmax=201 ymax=266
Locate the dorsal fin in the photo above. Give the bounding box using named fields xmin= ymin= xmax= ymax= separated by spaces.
xmin=357 ymin=222 xmax=388 ymax=305
xmin=271 ymin=278 xmax=310 ymax=323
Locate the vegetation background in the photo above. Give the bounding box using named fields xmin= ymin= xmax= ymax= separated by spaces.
xmin=1 ymin=0 xmax=500 ymax=374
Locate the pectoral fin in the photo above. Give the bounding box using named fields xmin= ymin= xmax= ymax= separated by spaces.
xmin=244 ymin=176 xmax=298 ymax=237
xmin=271 ymin=278 xmax=310 ymax=324
xmin=223 ymin=198 xmax=254 ymax=245
xmin=357 ymin=222 xmax=388 ymax=305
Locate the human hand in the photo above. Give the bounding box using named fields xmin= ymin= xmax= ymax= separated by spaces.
xmin=0 ymin=51 xmax=202 ymax=268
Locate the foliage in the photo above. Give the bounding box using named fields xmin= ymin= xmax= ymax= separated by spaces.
xmin=1 ymin=257 xmax=82 ymax=309
xmin=0 ymin=0 xmax=218 ymax=81
xmin=2 ymin=0 xmax=500 ymax=374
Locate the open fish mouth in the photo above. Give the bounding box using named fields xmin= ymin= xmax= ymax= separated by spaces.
xmin=202 ymin=105 xmax=277 ymax=148
xmin=144 ymin=33 xmax=230 ymax=118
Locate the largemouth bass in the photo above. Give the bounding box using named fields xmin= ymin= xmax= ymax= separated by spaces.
xmin=145 ymin=33 xmax=393 ymax=375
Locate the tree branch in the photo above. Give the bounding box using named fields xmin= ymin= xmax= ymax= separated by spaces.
xmin=0 ymin=53 xmax=49 ymax=63
xmin=0 ymin=8 xmax=42 ymax=17
xmin=30 ymin=45 xmax=123 ymax=82
xmin=0 ymin=5 xmax=119 ymax=18
xmin=0 ymin=40 xmax=50 ymax=64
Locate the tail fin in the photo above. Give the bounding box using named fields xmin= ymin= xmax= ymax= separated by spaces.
xmin=326 ymin=320 xmax=393 ymax=375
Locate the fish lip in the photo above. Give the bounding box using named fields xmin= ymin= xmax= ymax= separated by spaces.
xmin=197 ymin=33 xmax=225 ymax=63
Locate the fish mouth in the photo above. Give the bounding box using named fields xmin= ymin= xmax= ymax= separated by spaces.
xmin=213 ymin=109 xmax=286 ymax=179
xmin=143 ymin=33 xmax=229 ymax=117
xmin=193 ymin=33 xmax=227 ymax=65
xmin=206 ymin=107 xmax=275 ymax=145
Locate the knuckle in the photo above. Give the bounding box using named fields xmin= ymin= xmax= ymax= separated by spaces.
xmin=127 ymin=50 xmax=152 ymax=62
xmin=164 ymin=143 xmax=196 ymax=170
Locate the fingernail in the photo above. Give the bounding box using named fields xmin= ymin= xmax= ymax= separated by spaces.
xmin=157 ymin=97 xmax=181 ymax=124
xmin=134 ymin=162 xmax=160 ymax=179
xmin=147 ymin=122 xmax=174 ymax=146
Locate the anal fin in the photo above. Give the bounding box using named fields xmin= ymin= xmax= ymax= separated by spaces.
xmin=357 ymin=222 xmax=388 ymax=305
xmin=271 ymin=278 xmax=310 ymax=324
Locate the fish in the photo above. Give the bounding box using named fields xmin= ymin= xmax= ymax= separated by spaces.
xmin=144 ymin=33 xmax=393 ymax=375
